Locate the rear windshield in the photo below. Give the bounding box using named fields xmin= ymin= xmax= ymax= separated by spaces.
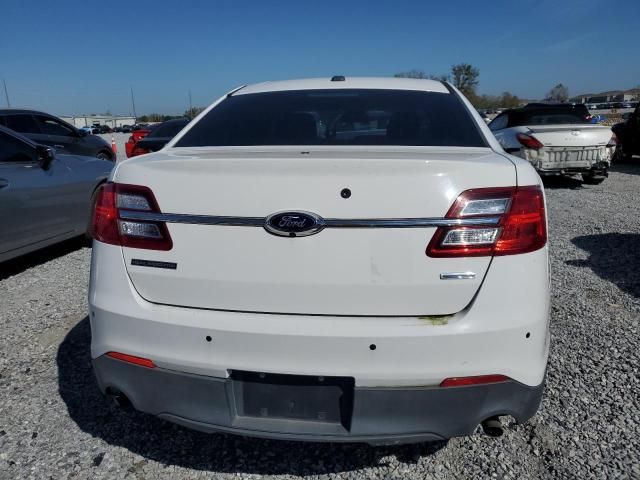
xmin=509 ymin=107 xmax=591 ymax=126
xmin=148 ymin=120 xmax=188 ymax=138
xmin=175 ymin=89 xmax=487 ymax=148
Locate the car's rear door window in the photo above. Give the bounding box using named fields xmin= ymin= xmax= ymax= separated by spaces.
xmin=4 ymin=114 xmax=41 ymax=134
xmin=175 ymin=89 xmax=487 ymax=148
xmin=35 ymin=116 xmax=75 ymax=136
xmin=0 ymin=131 xmax=36 ymax=163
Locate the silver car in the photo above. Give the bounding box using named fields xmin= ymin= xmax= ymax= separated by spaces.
xmin=0 ymin=125 xmax=113 ymax=263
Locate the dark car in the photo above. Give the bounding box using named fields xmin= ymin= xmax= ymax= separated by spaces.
xmin=120 ymin=125 xmax=133 ymax=133
xmin=612 ymin=103 xmax=640 ymax=161
xmin=0 ymin=109 xmax=115 ymax=161
xmin=98 ymin=125 xmax=112 ymax=134
xmin=131 ymin=118 xmax=189 ymax=156
xmin=0 ymin=125 xmax=113 ymax=262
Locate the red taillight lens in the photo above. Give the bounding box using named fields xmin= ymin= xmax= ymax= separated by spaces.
xmin=440 ymin=374 xmax=509 ymax=388
xmin=90 ymin=183 xmax=119 ymax=244
xmin=89 ymin=183 xmax=173 ymax=250
xmin=494 ymin=186 xmax=546 ymax=256
xmin=106 ymin=351 xmax=156 ymax=368
xmin=426 ymin=185 xmax=546 ymax=258
xmin=131 ymin=146 xmax=150 ymax=157
xmin=516 ymin=133 xmax=544 ymax=150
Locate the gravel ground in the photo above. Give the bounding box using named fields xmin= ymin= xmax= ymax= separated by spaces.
xmin=1 ymin=165 xmax=639 ymax=479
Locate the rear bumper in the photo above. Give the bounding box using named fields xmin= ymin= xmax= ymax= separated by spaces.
xmin=93 ymin=354 xmax=544 ymax=445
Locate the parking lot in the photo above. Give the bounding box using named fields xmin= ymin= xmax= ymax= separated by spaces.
xmin=0 ymin=164 xmax=639 ymax=479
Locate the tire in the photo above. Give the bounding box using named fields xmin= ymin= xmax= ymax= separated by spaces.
xmin=581 ymin=172 xmax=607 ymax=185
xmin=96 ymin=151 xmax=113 ymax=161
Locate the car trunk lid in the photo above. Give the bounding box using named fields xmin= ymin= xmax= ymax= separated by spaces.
xmin=116 ymin=147 xmax=516 ymax=316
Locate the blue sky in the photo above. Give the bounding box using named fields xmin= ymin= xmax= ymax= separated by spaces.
xmin=1 ymin=0 xmax=638 ymax=116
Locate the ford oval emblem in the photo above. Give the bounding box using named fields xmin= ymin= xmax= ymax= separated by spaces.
xmin=264 ymin=211 xmax=325 ymax=237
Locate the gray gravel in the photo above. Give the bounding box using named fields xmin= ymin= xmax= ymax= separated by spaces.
xmin=1 ymin=165 xmax=639 ymax=479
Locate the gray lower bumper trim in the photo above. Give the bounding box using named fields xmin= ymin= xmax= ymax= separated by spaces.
xmin=93 ymin=356 xmax=544 ymax=445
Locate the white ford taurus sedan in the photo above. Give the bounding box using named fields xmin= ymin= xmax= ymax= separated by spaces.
xmin=88 ymin=77 xmax=549 ymax=444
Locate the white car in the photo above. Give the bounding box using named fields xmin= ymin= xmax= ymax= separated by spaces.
xmin=489 ymin=103 xmax=615 ymax=184
xmin=88 ymin=77 xmax=549 ymax=444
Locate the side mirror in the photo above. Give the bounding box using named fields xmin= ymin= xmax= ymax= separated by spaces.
xmin=36 ymin=145 xmax=55 ymax=170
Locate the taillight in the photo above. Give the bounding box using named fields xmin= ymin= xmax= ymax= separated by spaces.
xmin=607 ymin=133 xmax=617 ymax=148
xmin=426 ymin=185 xmax=546 ymax=257
xmin=89 ymin=183 xmax=173 ymax=250
xmin=516 ymin=133 xmax=544 ymax=150
xmin=131 ymin=146 xmax=150 ymax=157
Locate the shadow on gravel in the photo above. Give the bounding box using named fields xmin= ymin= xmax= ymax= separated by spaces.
xmin=567 ymin=233 xmax=640 ymax=298
xmin=0 ymin=236 xmax=87 ymax=281
xmin=57 ymin=318 xmax=447 ymax=475
xmin=541 ymin=176 xmax=584 ymax=190
xmin=611 ymin=161 xmax=640 ymax=176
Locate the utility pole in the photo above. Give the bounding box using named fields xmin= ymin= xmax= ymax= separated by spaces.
xmin=130 ymin=87 xmax=137 ymax=120
xmin=188 ymin=89 xmax=193 ymax=118
xmin=3 ymin=79 xmax=10 ymax=108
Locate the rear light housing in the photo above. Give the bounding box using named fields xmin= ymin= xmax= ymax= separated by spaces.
xmin=607 ymin=133 xmax=617 ymax=148
xmin=89 ymin=183 xmax=173 ymax=250
xmin=516 ymin=133 xmax=544 ymax=150
xmin=426 ymin=185 xmax=546 ymax=258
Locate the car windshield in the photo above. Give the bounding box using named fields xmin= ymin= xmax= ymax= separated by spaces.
xmin=510 ymin=107 xmax=590 ymax=126
xmin=175 ymin=89 xmax=487 ymax=148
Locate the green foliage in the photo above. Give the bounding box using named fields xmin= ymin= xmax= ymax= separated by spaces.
xmin=137 ymin=113 xmax=183 ymax=123
xmin=451 ymin=63 xmax=480 ymax=98
xmin=472 ymin=91 xmax=522 ymax=109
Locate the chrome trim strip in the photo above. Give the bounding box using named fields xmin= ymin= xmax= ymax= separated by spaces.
xmin=119 ymin=210 xmax=501 ymax=228
xmin=119 ymin=210 xmax=265 ymax=226
xmin=440 ymin=272 xmax=477 ymax=280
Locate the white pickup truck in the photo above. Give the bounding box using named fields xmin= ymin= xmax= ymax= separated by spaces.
xmin=489 ymin=103 xmax=616 ymax=184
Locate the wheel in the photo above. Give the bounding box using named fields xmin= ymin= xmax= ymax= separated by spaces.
xmin=96 ymin=151 xmax=113 ymax=161
xmin=581 ymin=172 xmax=606 ymax=185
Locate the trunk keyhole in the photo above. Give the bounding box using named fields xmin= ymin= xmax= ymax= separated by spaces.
xmin=341 ymin=188 xmax=351 ymax=199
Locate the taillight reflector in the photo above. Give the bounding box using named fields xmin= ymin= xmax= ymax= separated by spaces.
xmin=440 ymin=374 xmax=509 ymax=387
xmin=89 ymin=183 xmax=173 ymax=250
xmin=106 ymin=351 xmax=156 ymax=368
xmin=426 ymin=186 xmax=546 ymax=257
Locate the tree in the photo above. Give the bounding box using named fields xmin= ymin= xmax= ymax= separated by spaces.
xmin=545 ymin=84 xmax=569 ymax=103
xmin=394 ymin=70 xmax=449 ymax=82
xmin=450 ymin=63 xmax=480 ymax=98
xmin=499 ymin=91 xmax=521 ymax=108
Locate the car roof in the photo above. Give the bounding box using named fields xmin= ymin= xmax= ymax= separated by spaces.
xmin=0 ymin=108 xmax=49 ymax=115
xmin=234 ymin=77 xmax=450 ymax=96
